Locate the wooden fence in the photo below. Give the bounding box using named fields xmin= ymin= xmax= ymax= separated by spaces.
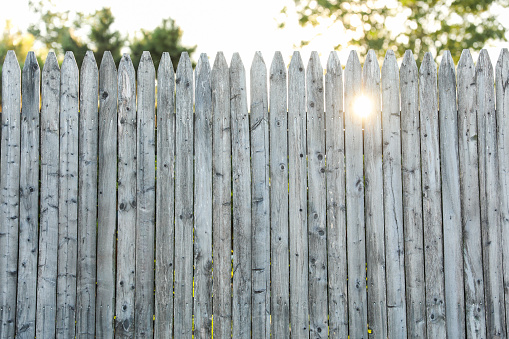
xmin=0 ymin=47 xmax=508 ymax=338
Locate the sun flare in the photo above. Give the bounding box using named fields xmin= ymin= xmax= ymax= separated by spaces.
xmin=353 ymin=95 xmax=372 ymax=118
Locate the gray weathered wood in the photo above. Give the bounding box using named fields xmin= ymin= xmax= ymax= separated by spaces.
xmin=230 ymin=52 xmax=252 ymax=339
xmin=457 ymin=49 xmax=486 ymax=339
xmin=16 ymin=51 xmax=40 ymax=339
xmin=211 ymin=51 xmax=232 ymax=339
xmin=400 ymin=50 xmax=426 ymax=338
xmin=155 ymin=52 xmax=175 ymax=339
xmin=115 ymin=54 xmax=136 ymax=339
xmin=194 ymin=53 xmax=213 ymax=338
xmin=135 ymin=51 xmax=156 ymax=338
xmin=36 ymin=52 xmax=60 ymax=339
xmin=438 ymin=51 xmax=465 ymax=338
xmin=96 ymin=51 xmax=118 ymax=339
xmin=306 ymin=51 xmax=328 ymax=338
xmin=250 ymin=51 xmax=270 ymax=339
xmin=174 ymin=51 xmax=194 ymax=337
xmin=77 ymin=51 xmax=99 ymax=339
xmin=0 ymin=51 xmax=21 ymax=339
xmin=476 ymin=49 xmax=506 ymax=337
xmin=325 ymin=51 xmax=347 ymax=339
xmin=419 ymin=52 xmax=446 ymax=338
xmin=56 ymin=51 xmax=79 ymax=339
xmin=362 ymin=49 xmax=387 ymax=338
xmin=269 ymin=51 xmax=290 ymax=338
xmin=344 ymin=50 xmax=367 ymax=339
xmin=496 ymin=48 xmax=509 ymax=338
xmin=381 ymin=49 xmax=407 ymax=338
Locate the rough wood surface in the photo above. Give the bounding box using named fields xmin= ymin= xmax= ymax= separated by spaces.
xmin=155 ymin=52 xmax=175 ymax=339
xmin=381 ymin=49 xmax=407 ymax=338
xmin=211 ymin=52 xmax=232 ymax=339
xmin=458 ymin=49 xmax=486 ymax=339
xmin=269 ymin=51 xmax=290 ymax=338
xmin=115 ymin=54 xmax=137 ymax=339
xmin=400 ymin=50 xmax=426 ymax=338
xmin=438 ymin=51 xmax=465 ymax=338
xmin=230 ymin=52 xmax=252 ymax=339
xmin=16 ymin=51 xmax=40 ymax=339
xmin=56 ymin=51 xmax=79 ymax=339
xmin=96 ymin=51 xmax=118 ymax=339
xmin=194 ymin=53 xmax=213 ymax=338
xmin=344 ymin=50 xmax=367 ymax=338
xmin=36 ymin=52 xmax=60 ymax=339
xmin=476 ymin=49 xmax=506 ymax=337
xmin=174 ymin=52 xmax=194 ymax=337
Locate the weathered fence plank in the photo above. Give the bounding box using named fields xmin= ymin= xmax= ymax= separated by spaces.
xmin=211 ymin=51 xmax=232 ymax=339
xmin=250 ymin=51 xmax=270 ymax=339
xmin=438 ymin=51 xmax=465 ymax=338
xmin=400 ymin=50 xmax=426 ymax=338
xmin=155 ymin=52 xmax=175 ymax=339
xmin=96 ymin=51 xmax=118 ymax=339
xmin=269 ymin=51 xmax=290 ymax=338
xmin=381 ymin=49 xmax=407 ymax=338
xmin=115 ymin=54 xmax=137 ymax=339
xmin=36 ymin=52 xmax=60 ymax=339
xmin=230 ymin=52 xmax=252 ymax=339
xmin=457 ymin=49 xmax=486 ymax=339
xmin=194 ymin=53 xmax=213 ymax=338
xmin=56 ymin=51 xmax=79 ymax=339
xmin=174 ymin=51 xmax=194 ymax=337
xmin=288 ymin=51 xmax=309 ymax=339
xmin=325 ymin=51 xmax=347 ymax=339
xmin=16 ymin=52 xmax=40 ymax=339
xmin=476 ymin=49 xmax=506 ymax=337
xmin=344 ymin=50 xmax=368 ymax=338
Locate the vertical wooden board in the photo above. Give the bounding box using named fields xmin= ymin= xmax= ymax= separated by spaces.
xmin=419 ymin=52 xmax=446 ymax=338
xmin=96 ymin=51 xmax=118 ymax=339
xmin=0 ymin=51 xmax=20 ymax=339
xmin=16 ymin=51 xmax=40 ymax=339
xmin=381 ymin=50 xmax=407 ymax=338
xmin=438 ymin=51 xmax=465 ymax=338
xmin=56 ymin=51 xmax=79 ymax=339
xmin=194 ymin=53 xmax=213 ymax=338
xmin=476 ymin=49 xmax=506 ymax=337
xmin=306 ymin=51 xmax=328 ymax=338
xmin=36 ymin=52 xmax=60 ymax=339
xmin=174 ymin=51 xmax=194 ymax=337
xmin=115 ymin=54 xmax=136 ymax=339
xmin=288 ymin=52 xmax=309 ymax=339
xmin=250 ymin=51 xmax=270 ymax=339
xmin=400 ymin=50 xmax=426 ymax=338
xmin=230 ymin=52 xmax=252 ymax=339
xmin=496 ymin=48 xmax=509 ymax=337
xmin=211 ymin=52 xmax=232 ymax=339
xmin=344 ymin=50 xmax=367 ymax=339
xmin=135 ymin=51 xmax=156 ymax=338
xmin=362 ymin=50 xmax=387 ymax=338
xmin=325 ymin=51 xmax=347 ymax=339
xmin=155 ymin=52 xmax=175 ymax=339
xmin=457 ymin=49 xmax=486 ymax=339
xmin=269 ymin=51 xmax=290 ymax=338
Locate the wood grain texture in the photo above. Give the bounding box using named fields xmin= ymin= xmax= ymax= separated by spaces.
xmin=230 ymin=52 xmax=252 ymax=339
xmin=457 ymin=49 xmax=486 ymax=339
xmin=211 ymin=52 xmax=232 ymax=339
xmin=56 ymin=51 xmax=79 ymax=339
xmin=194 ymin=53 xmax=213 ymax=338
xmin=400 ymin=50 xmax=426 ymax=339
xmin=344 ymin=50 xmax=367 ymax=338
xmin=155 ymin=52 xmax=175 ymax=339
xmin=16 ymin=51 xmax=40 ymax=339
xmin=36 ymin=52 xmax=60 ymax=339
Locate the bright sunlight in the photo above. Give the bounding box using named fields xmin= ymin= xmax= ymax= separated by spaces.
xmin=353 ymin=95 xmax=372 ymax=118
